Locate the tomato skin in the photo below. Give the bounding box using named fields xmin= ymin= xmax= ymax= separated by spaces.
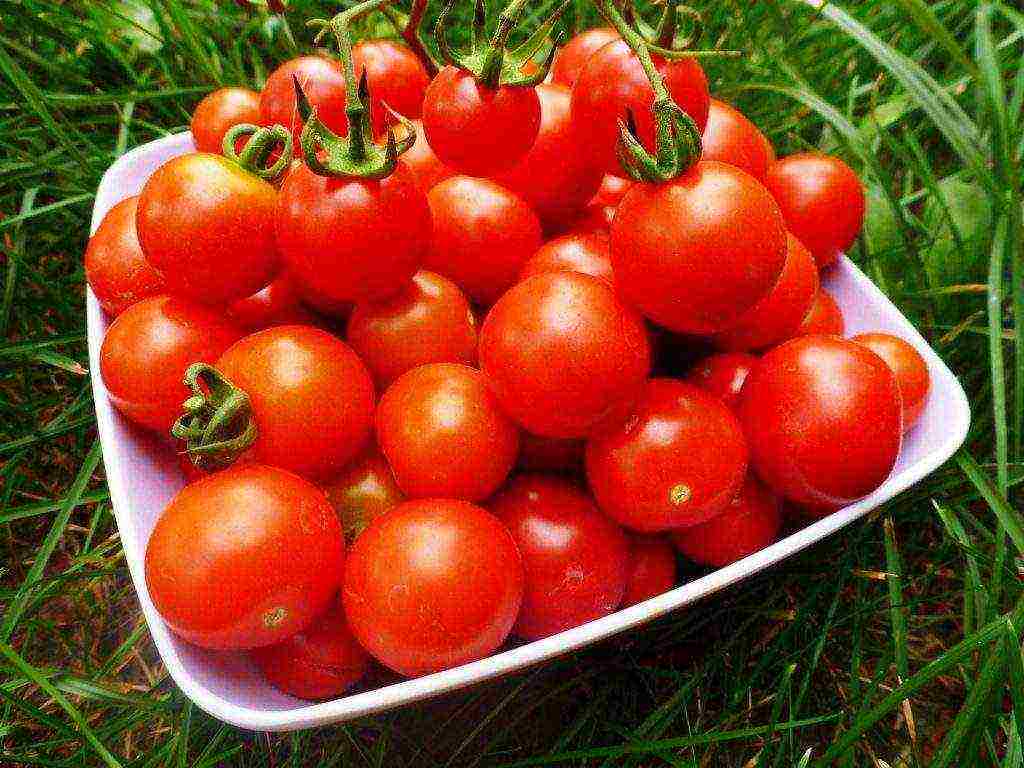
xmin=671 ymin=474 xmax=782 ymax=567
xmin=490 ymin=474 xmax=629 ymax=639
xmin=276 ymin=160 xmax=431 ymax=305
xmin=796 ymin=289 xmax=845 ymax=337
xmin=227 ymin=274 xmax=318 ymax=332
xmin=353 ymin=40 xmax=430 ymax=135
xmin=518 ymin=230 xmax=613 ymax=285
xmin=685 ymin=352 xmax=759 ymax=410
xmin=260 ymin=56 xmax=349 ymax=146
xmin=591 ymin=174 xmax=633 ymax=208
xmin=517 ymin=433 xmax=585 ymax=472
xmin=322 ymin=446 xmax=404 ymax=542
xmin=251 ymin=602 xmax=369 ymax=700
xmin=343 ymin=499 xmax=523 ymax=676
xmin=621 ymin=534 xmax=677 ymax=607
xmin=377 ymin=363 xmax=519 ymax=501
xmin=765 ymin=153 xmax=866 ymax=268
xmin=216 ymin=326 xmax=376 ymax=481
xmin=347 ymin=271 xmax=477 ymax=389
xmin=571 ymin=40 xmax=710 ymax=175
xmin=611 ymin=161 xmax=787 ymax=334
xmin=586 ymin=379 xmax=749 ymax=532
xmin=480 ymin=272 xmax=651 ymax=438
xmin=551 ymin=28 xmax=620 ymax=88
xmin=190 ymin=87 xmax=261 ymax=154
xmin=712 ymin=233 xmax=819 ymax=351
xmin=422 ymin=66 xmax=541 ymax=177
xmin=736 ymin=335 xmax=902 ymax=512
xmin=85 ymin=197 xmax=166 ymax=317
xmin=100 ymin=296 xmax=244 ymax=433
xmin=425 ymin=176 xmax=542 ymax=305
xmin=853 ymin=333 xmax=930 ymax=431
xmin=401 ymin=120 xmax=455 ymax=193
xmin=145 ymin=465 xmax=344 ymax=650
xmin=701 ymin=99 xmax=772 ymax=183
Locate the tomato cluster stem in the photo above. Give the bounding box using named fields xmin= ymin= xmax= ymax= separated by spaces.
xmin=172 ymin=363 xmax=257 ymax=473
xmin=222 ymin=123 xmax=293 ymax=181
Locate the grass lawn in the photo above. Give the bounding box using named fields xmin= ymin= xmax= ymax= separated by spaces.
xmin=2 ymin=0 xmax=1023 ymax=765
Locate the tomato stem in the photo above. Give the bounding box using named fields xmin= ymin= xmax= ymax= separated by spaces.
xmin=222 ymin=123 xmax=293 ymax=181
xmin=171 ymin=363 xmax=258 ymax=473
xmin=381 ymin=0 xmax=439 ymax=77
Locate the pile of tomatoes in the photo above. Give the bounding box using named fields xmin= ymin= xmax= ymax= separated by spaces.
xmin=86 ymin=17 xmax=933 ymax=702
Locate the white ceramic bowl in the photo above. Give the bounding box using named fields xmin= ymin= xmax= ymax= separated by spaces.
xmin=87 ymin=132 xmax=971 ymax=731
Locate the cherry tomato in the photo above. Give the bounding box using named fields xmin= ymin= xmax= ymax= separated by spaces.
xmin=227 ymin=274 xmax=318 ymax=332
xmin=343 ymin=498 xmax=523 ymax=676
xmin=489 ymin=474 xmax=629 ymax=639
xmin=765 ymin=153 xmax=866 ymax=268
xmin=85 ymin=197 xmax=165 ymax=317
xmin=480 ymin=272 xmax=651 ymax=438
xmin=796 ymin=289 xmax=845 ymax=337
xmin=422 ymin=66 xmax=541 ymax=177
xmin=622 ymin=534 xmax=677 ymax=607
xmin=216 ymin=326 xmax=375 ymax=480
xmin=145 ymin=465 xmax=344 ymax=650
xmin=260 ymin=56 xmax=348 ymax=146
xmin=685 ymin=352 xmax=758 ymax=410
xmin=853 ymin=333 xmax=930 ymax=431
xmin=591 ymin=174 xmax=633 ymax=208
xmin=551 ymin=28 xmax=619 ymax=88
xmin=586 ymin=379 xmax=748 ymax=531
xmin=100 ymin=296 xmax=243 ymax=433
xmin=251 ymin=602 xmax=370 ymax=700
xmin=700 ymin=99 xmax=772 ymax=183
xmin=517 ymin=433 xmax=585 ymax=472
xmin=136 ymin=153 xmax=279 ymax=305
xmin=347 ymin=270 xmax=478 ymax=389
xmin=518 ymin=230 xmax=613 ymax=285
xmin=401 ymin=120 xmax=455 ymax=192
xmin=671 ymin=474 xmax=782 ymax=567
xmin=736 ymin=335 xmax=902 ymax=511
xmin=377 ymin=363 xmax=519 ymax=500
xmin=571 ymin=39 xmax=710 ymax=175
xmin=611 ymin=161 xmax=787 ymax=334
xmin=425 ymin=176 xmax=542 ymax=305
xmin=712 ymin=233 xmax=819 ymax=351
xmin=276 ymin=160 xmax=431 ymax=305
xmin=190 ymin=86 xmax=261 ymax=154
xmin=353 ymin=39 xmax=430 ymax=135
xmin=322 ymin=445 xmax=404 ymax=542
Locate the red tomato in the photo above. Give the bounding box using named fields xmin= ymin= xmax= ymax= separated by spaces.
xmin=712 ymin=233 xmax=819 ymax=351
xmin=765 ymin=153 xmax=866 ymax=268
xmin=517 ymin=433 xmax=585 ymax=472
xmin=571 ymin=39 xmax=710 ymax=175
xmin=401 ymin=120 xmax=455 ymax=192
xmin=215 ymin=326 xmax=375 ymax=480
xmin=621 ymin=534 xmax=677 ymax=607
xmin=190 ymin=86 xmax=261 ymax=154
xmin=425 ymin=176 xmax=542 ymax=305
xmin=260 ymin=56 xmax=348 ymax=146
xmin=853 ymin=333 xmax=930 ymax=431
xmin=796 ymin=289 xmax=845 ymax=337
xmin=100 ymin=296 xmax=243 ymax=433
xmin=518 ymin=230 xmax=613 ymax=285
xmin=251 ymin=602 xmax=369 ymax=700
xmin=551 ymin=28 xmax=620 ymax=88
xmin=591 ymin=174 xmax=633 ymax=208
xmin=493 ymin=84 xmax=604 ymax=232
xmin=227 ymin=274 xmax=318 ymax=331
xmin=586 ymin=379 xmax=748 ymax=531
xmin=671 ymin=474 xmax=782 ymax=567
xmin=322 ymin=446 xmax=405 ymax=542
xmin=480 ymin=272 xmax=651 ymax=438
xmin=736 ymin=335 xmax=902 ymax=511
xmin=136 ymin=153 xmax=279 ymax=304
xmin=276 ymin=160 xmax=430 ymax=305
xmin=700 ymin=99 xmax=772 ymax=183
xmin=145 ymin=465 xmax=344 ymax=650
xmin=490 ymin=474 xmax=629 ymax=639
xmin=346 ymin=270 xmax=477 ymax=389
xmin=685 ymin=352 xmax=759 ymax=410
xmin=85 ymin=197 xmax=165 ymax=317
xmin=422 ymin=66 xmax=541 ymax=177
xmin=353 ymin=40 xmax=431 ymax=134
xmin=343 ymin=499 xmax=523 ymax=676
xmin=611 ymin=161 xmax=787 ymax=334
xmin=377 ymin=363 xmax=519 ymax=500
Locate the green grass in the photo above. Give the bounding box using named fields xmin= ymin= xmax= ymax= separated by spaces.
xmin=1 ymin=0 xmax=1023 ymax=764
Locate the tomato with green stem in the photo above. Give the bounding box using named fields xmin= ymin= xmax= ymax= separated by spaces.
xmin=191 ymin=86 xmax=261 ymax=154
xmin=685 ymin=352 xmax=758 ymax=410
xmin=260 ymin=56 xmax=349 ymax=146
xmin=853 ymin=332 xmax=930 ymax=431
xmin=85 ymin=197 xmax=165 ymax=317
xmin=700 ymin=98 xmax=772 ymax=183
xmin=622 ymin=534 xmax=677 ymax=607
xmin=353 ymin=39 xmax=431 ymax=134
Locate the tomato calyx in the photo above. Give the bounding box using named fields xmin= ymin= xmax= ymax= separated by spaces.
xmin=221 ymin=123 xmax=294 ymax=182
xmin=171 ymin=363 xmax=257 ymax=473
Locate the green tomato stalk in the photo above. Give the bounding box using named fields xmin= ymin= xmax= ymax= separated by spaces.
xmin=221 ymin=123 xmax=293 ymax=182
xmin=171 ymin=364 xmax=257 ymax=473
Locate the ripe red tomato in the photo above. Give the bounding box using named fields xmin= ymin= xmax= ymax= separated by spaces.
xmin=322 ymin=446 xmax=404 ymax=542
xmin=712 ymin=233 xmax=819 ymax=351
xmin=490 ymin=474 xmax=629 ymax=639
xmin=190 ymin=86 xmax=261 ymax=154
xmin=276 ymin=160 xmax=431 ymax=305
xmin=611 ymin=161 xmax=787 ymax=334
xmin=853 ymin=333 xmax=930 ymax=431
xmin=343 ymin=498 xmax=523 ymax=676
xmin=422 ymin=66 xmax=541 ymax=176
xmin=85 ymin=197 xmax=165 ymax=317
xmin=346 ymin=270 xmax=477 ymax=389
xmin=571 ymin=39 xmax=710 ymax=175
xmin=737 ymin=335 xmax=902 ymax=511
xmin=100 ymin=296 xmax=243 ymax=433
xmin=136 ymin=153 xmax=279 ymax=305
xmin=517 ymin=433 xmax=585 ymax=472
xmin=551 ymin=28 xmax=619 ymax=88
xmin=796 ymin=289 xmax=845 ymax=337
xmin=765 ymin=153 xmax=866 ymax=268
xmin=425 ymin=176 xmax=542 ymax=305
xmin=591 ymin=174 xmax=633 ymax=208
xmin=518 ymin=230 xmax=613 ymax=285
xmin=353 ymin=39 xmax=431 ymax=134
xmin=700 ymin=98 xmax=772 ymax=183
xmin=401 ymin=120 xmax=455 ymax=192
xmin=227 ymin=274 xmax=318 ymax=331
xmin=480 ymin=272 xmax=651 ymax=438
xmin=216 ymin=326 xmax=375 ymax=480
xmin=251 ymin=602 xmax=369 ymax=701
xmin=672 ymin=474 xmax=782 ymax=567
xmin=145 ymin=465 xmax=344 ymax=649
xmin=621 ymin=534 xmax=677 ymax=607
xmin=493 ymin=84 xmax=604 ymax=232
xmin=260 ymin=56 xmax=348 ymax=146
xmin=376 ymin=363 xmax=519 ymax=500
xmin=586 ymin=379 xmax=748 ymax=531
xmin=685 ymin=352 xmax=759 ymax=410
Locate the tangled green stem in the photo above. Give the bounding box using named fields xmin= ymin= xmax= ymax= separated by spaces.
xmin=171 ymin=364 xmax=257 ymax=473
xmin=222 ymin=123 xmax=293 ymax=181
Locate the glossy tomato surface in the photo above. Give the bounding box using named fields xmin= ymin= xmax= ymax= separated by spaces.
xmin=685 ymin=352 xmax=759 ymax=410
xmin=853 ymin=332 xmax=930 ymax=430
xmin=227 ymin=274 xmax=318 ymax=331
xmin=518 ymin=230 xmax=613 ymax=285
xmin=700 ymin=99 xmax=772 ymax=182
xmin=190 ymin=86 xmax=261 ymax=154
xmin=401 ymin=120 xmax=454 ymax=192
xmin=796 ymin=289 xmax=845 ymax=337
xmin=621 ymin=534 xmax=677 ymax=607
xmin=551 ymin=28 xmax=619 ymax=88
xmin=322 ymin=446 xmax=404 ymax=542
xmin=353 ymin=39 xmax=430 ymax=134
xmin=260 ymin=56 xmax=349 ymax=145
